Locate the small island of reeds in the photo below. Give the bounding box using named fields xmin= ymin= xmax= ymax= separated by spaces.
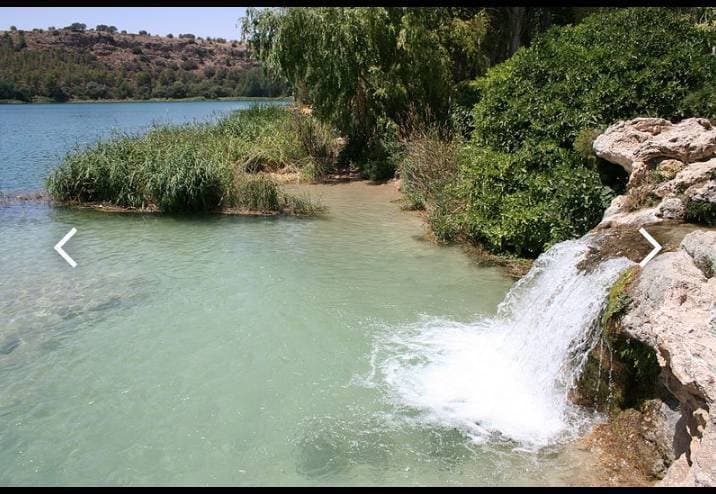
xmin=46 ymin=105 xmax=342 ymax=215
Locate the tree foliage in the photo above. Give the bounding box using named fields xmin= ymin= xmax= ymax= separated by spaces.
xmin=240 ymin=7 xmax=582 ymax=178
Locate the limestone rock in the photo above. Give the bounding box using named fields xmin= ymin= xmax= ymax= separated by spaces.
xmin=598 ymin=206 xmax=661 ymax=229
xmin=602 ymin=195 xmax=628 ymax=219
xmin=628 ymin=161 xmax=651 ymax=188
xmin=594 ymin=118 xmax=716 ymax=174
xmin=593 ymin=118 xmax=672 ymax=172
xmin=657 ymin=159 xmax=687 ymax=180
xmin=654 ymin=159 xmax=716 ymax=198
xmin=584 ymin=118 xmax=716 ymax=486
xmin=686 ymin=180 xmax=716 ymax=205
xmin=656 ymin=197 xmax=686 ymax=221
xmin=681 ymin=231 xmax=716 ymax=278
xmin=618 ymin=239 xmax=716 ymax=487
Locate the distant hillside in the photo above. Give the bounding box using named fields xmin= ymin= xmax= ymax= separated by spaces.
xmin=0 ymin=26 xmax=288 ymax=102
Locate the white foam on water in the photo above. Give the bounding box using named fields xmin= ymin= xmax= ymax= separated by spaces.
xmin=366 ymin=237 xmax=634 ymax=449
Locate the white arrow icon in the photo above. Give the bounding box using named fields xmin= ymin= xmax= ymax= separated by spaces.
xmin=639 ymin=227 xmax=662 ymax=267
xmin=54 ymin=227 xmax=77 ymax=268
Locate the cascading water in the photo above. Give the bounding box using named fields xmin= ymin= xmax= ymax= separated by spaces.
xmin=367 ymin=236 xmax=634 ymax=449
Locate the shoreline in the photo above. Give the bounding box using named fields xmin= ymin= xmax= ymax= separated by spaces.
xmin=1 ymin=196 xmax=321 ymax=218
xmin=0 ymin=96 xmax=293 ymax=105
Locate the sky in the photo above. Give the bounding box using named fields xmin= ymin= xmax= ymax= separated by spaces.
xmin=0 ymin=7 xmax=249 ymax=40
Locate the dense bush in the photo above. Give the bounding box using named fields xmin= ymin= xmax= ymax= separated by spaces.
xmin=440 ymin=8 xmax=716 ymax=257
xmin=436 ymin=144 xmax=612 ymax=256
xmin=472 ymin=8 xmax=716 ymax=152
xmin=241 ymin=7 xmax=580 ymax=179
xmin=46 ymin=106 xmax=334 ymax=213
xmin=398 ymin=126 xmax=461 ymax=210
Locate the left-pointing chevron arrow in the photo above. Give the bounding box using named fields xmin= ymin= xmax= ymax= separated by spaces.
xmin=54 ymin=227 xmax=77 ymax=268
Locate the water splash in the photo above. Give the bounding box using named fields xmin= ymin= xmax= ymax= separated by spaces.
xmin=368 ymin=237 xmax=634 ymax=448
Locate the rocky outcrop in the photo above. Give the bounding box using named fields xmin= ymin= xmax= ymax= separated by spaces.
xmin=578 ymin=117 xmax=716 ymax=486
xmin=594 ymin=118 xmax=716 ymax=230
xmin=622 ymin=232 xmax=716 ymax=486
xmin=593 ymin=118 xmax=716 ymax=173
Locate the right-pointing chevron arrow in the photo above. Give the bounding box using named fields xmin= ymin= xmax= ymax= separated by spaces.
xmin=638 ymin=227 xmax=662 ymax=268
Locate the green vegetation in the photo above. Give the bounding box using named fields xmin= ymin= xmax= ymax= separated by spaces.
xmin=600 ymin=267 xmax=661 ymax=411
xmin=471 ymin=9 xmax=715 ymax=152
xmin=574 ymin=265 xmax=662 ymax=413
xmin=243 ymin=7 xmax=716 ymax=257
xmin=398 ymin=125 xmax=461 ymax=211
xmin=241 ymin=7 xmax=579 ymax=180
xmin=602 ymin=267 xmax=638 ymax=329
xmin=448 ymin=8 xmax=715 ymax=256
xmin=46 ymin=106 xmax=338 ymax=214
xmin=685 ymin=198 xmax=716 ymax=226
xmin=0 ymin=28 xmax=287 ymax=102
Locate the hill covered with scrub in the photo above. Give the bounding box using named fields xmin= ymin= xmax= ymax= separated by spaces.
xmin=0 ymin=24 xmax=287 ymax=102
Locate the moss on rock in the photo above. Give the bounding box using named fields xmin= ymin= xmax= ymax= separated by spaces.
xmin=685 ymin=198 xmax=716 ymax=226
xmin=573 ymin=266 xmax=662 ymax=414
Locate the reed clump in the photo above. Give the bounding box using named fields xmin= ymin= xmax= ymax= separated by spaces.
xmin=46 ymin=105 xmax=340 ymax=214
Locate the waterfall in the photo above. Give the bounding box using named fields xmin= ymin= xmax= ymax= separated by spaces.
xmin=369 ymin=236 xmax=634 ymax=448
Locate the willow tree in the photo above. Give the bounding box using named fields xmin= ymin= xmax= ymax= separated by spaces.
xmin=240 ymin=8 xmax=489 ymax=167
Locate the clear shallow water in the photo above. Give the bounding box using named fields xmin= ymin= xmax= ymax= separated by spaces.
xmin=0 ymin=102 xmax=600 ymax=485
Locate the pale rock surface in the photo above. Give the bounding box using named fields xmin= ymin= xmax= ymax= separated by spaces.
xmin=681 ymin=230 xmax=716 ymax=278
xmin=599 ymin=206 xmax=661 ymax=229
xmin=656 ymin=197 xmax=686 ymax=221
xmin=686 ymin=180 xmax=716 ymax=205
xmin=654 ymin=159 xmax=716 ymax=198
xmin=619 ymin=231 xmax=716 ymax=486
xmin=587 ymin=119 xmax=716 ymax=485
xmin=594 ymin=117 xmax=716 ymax=227
xmin=657 ymin=159 xmax=687 ymax=180
xmin=594 ymin=118 xmax=716 ymax=172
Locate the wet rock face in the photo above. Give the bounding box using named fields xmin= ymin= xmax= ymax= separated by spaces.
xmin=619 ymin=231 xmax=716 ymax=486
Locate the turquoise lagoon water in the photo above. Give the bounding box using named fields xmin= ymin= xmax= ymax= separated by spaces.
xmin=0 ymin=101 xmax=597 ymax=486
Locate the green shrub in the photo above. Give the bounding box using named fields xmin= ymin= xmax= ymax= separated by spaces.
xmin=359 ymin=118 xmax=403 ymax=181
xmin=147 ymin=151 xmax=232 ymax=212
xmin=290 ymin=111 xmax=341 ymax=181
xmin=685 ymin=198 xmax=716 ymax=226
xmin=232 ymin=174 xmax=282 ymax=211
xmin=399 ymin=126 xmax=461 ymax=210
xmin=449 ymin=143 xmax=612 ymax=257
xmin=682 ymin=82 xmax=716 ymax=119
xmin=472 ymin=8 xmax=716 ymax=153
xmin=231 ymin=174 xmax=325 ymax=215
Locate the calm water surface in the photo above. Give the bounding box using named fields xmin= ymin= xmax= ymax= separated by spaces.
xmin=0 ymin=101 xmax=593 ymax=485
